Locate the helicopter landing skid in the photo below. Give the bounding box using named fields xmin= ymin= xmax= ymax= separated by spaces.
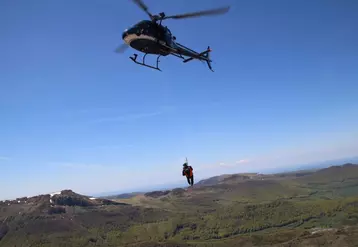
xmin=130 ymin=53 xmax=162 ymax=71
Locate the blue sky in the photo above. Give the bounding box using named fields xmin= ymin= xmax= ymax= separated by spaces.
xmin=1 ymin=0 xmax=358 ymax=200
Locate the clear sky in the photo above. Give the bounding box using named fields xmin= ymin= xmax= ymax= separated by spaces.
xmin=1 ymin=0 xmax=358 ymax=200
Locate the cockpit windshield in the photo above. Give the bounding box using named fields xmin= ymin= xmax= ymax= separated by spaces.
xmin=134 ymin=20 xmax=152 ymax=28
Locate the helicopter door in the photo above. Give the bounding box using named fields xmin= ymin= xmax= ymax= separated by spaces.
xmin=164 ymin=27 xmax=173 ymax=46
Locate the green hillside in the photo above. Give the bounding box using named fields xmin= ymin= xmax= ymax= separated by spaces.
xmin=1 ymin=164 xmax=358 ymax=246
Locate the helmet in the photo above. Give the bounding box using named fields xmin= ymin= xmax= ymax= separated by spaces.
xmin=183 ymin=162 xmax=188 ymax=167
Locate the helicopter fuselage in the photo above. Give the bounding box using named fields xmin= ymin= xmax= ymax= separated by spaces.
xmin=122 ymin=20 xmax=203 ymax=58
xmin=122 ymin=20 xmax=172 ymax=56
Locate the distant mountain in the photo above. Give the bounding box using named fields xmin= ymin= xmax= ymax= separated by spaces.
xmin=93 ymin=181 xmax=185 ymax=198
xmin=0 ymin=189 xmax=124 ymax=217
xmin=196 ymin=162 xmax=358 ymax=187
xmin=269 ymin=156 xmax=358 ymax=174
xmin=196 ymin=173 xmax=260 ymax=186
xmin=296 ymin=163 xmax=358 ymax=184
xmin=196 ymin=174 xmax=232 ymax=186
xmin=104 ymin=192 xmax=144 ymax=199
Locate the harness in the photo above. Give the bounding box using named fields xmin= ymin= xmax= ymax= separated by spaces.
xmin=183 ymin=166 xmax=193 ymax=177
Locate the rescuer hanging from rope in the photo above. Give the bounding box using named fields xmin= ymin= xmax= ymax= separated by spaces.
xmin=182 ymin=158 xmax=194 ymax=186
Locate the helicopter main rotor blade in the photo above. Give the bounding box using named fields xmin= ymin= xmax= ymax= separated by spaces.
xmin=132 ymin=0 xmax=153 ymax=19
xmin=114 ymin=43 xmax=129 ymax=53
xmin=163 ymin=6 xmax=230 ymax=20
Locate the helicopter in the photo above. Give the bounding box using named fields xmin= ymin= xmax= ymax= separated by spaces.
xmin=115 ymin=0 xmax=230 ymax=72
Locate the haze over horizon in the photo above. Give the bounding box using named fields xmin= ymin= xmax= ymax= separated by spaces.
xmin=1 ymin=0 xmax=357 ymax=200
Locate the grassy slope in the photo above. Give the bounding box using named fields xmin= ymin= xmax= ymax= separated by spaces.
xmin=1 ymin=164 xmax=358 ymax=246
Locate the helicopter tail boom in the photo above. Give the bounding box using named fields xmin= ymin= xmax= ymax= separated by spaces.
xmin=182 ymin=46 xmax=213 ymax=72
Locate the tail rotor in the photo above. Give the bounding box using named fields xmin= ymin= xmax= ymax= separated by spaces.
xmin=205 ymin=46 xmax=213 ymax=72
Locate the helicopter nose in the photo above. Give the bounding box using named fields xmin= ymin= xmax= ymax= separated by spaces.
xmin=122 ymin=30 xmax=128 ymax=40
